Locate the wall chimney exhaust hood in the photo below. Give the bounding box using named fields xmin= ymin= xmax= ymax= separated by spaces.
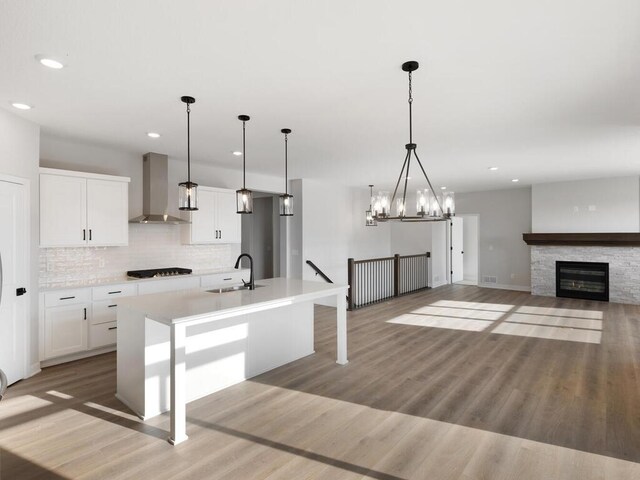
xmin=129 ymin=152 xmax=189 ymax=224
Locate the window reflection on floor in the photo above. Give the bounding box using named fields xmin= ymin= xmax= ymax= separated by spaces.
xmin=387 ymin=300 xmax=603 ymax=344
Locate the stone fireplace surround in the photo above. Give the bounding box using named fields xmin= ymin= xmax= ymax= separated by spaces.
xmin=523 ymin=234 xmax=640 ymax=304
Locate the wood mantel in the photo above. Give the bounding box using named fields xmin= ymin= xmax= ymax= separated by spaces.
xmin=523 ymin=233 xmax=640 ymax=246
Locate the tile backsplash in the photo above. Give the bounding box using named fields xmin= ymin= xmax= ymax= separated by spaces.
xmin=39 ymin=224 xmax=241 ymax=287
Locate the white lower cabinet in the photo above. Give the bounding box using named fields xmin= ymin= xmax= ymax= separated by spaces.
xmin=90 ymin=321 xmax=118 ymax=349
xmin=44 ymin=303 xmax=89 ymax=358
xmin=41 ymin=272 xmax=245 ymax=363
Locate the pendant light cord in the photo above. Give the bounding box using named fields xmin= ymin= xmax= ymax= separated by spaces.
xmin=284 ymin=133 xmax=288 ymax=195
xmin=408 ymin=70 xmax=413 ymax=144
xmin=186 ymin=102 xmax=191 ymax=183
xmin=242 ymin=120 xmax=246 ymax=189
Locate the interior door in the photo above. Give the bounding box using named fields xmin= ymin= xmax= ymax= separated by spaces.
xmin=450 ymin=218 xmax=464 ymax=283
xmin=0 ymin=179 xmax=28 ymax=385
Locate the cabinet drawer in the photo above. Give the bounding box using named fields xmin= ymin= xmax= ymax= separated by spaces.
xmin=137 ymin=276 xmax=200 ymax=295
xmin=44 ymin=288 xmax=91 ymax=308
xmin=92 ymin=283 xmax=137 ymax=301
xmin=92 ymin=300 xmax=120 ymax=325
xmin=200 ymin=271 xmax=247 ymax=288
xmin=90 ymin=321 xmax=117 ymax=349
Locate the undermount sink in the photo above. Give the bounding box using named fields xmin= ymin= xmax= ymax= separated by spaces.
xmin=206 ymin=284 xmax=265 ymax=294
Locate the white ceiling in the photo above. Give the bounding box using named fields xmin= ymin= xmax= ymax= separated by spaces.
xmin=1 ymin=0 xmax=639 ymax=193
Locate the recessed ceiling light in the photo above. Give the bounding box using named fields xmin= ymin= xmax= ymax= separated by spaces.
xmin=147 ymin=132 xmax=161 ymax=138
xmin=35 ymin=55 xmax=64 ymax=69
xmin=488 ymin=166 xmax=498 ymax=171
xmin=232 ymin=151 xmax=242 ymax=156
xmin=440 ymin=186 xmax=447 ymax=190
xmin=11 ymin=102 xmax=32 ymax=110
xmin=512 ymin=178 xmax=519 ymax=183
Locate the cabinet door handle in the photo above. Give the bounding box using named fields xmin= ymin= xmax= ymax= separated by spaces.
xmin=108 ymin=291 xmax=121 ymax=295
xmin=223 ymin=277 xmax=232 ymax=281
xmin=83 ymin=229 xmax=86 ymax=241
xmin=108 ymin=326 xmax=117 ymax=331
xmin=60 ymin=296 xmax=75 ymax=300
xmin=108 ymin=304 xmax=117 ymax=308
xmin=89 ymin=229 xmax=92 ymax=241
xmin=83 ymin=308 xmax=87 ymax=320
xmin=219 ymin=230 xmax=222 ymax=239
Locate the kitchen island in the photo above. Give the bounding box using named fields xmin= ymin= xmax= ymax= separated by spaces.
xmin=115 ymin=277 xmax=348 ymax=445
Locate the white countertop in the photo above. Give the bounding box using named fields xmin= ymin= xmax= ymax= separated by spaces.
xmin=117 ymin=277 xmax=348 ymax=326
xmin=39 ymin=267 xmax=249 ymax=292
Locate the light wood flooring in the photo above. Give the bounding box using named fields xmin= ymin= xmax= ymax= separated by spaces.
xmin=1 ymin=285 xmax=640 ymax=479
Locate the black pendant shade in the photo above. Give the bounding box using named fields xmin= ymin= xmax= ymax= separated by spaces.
xmin=178 ymin=95 xmax=198 ymax=211
xmin=279 ymin=128 xmax=293 ymax=217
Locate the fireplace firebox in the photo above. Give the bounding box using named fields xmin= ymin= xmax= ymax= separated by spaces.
xmin=556 ymin=261 xmax=609 ymax=302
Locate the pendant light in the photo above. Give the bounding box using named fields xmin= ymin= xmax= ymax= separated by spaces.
xmin=279 ymin=128 xmax=294 ymax=216
xmin=365 ymin=185 xmax=377 ymax=226
xmin=372 ymin=61 xmax=454 ymax=223
xmin=178 ymin=96 xmax=198 ymax=211
xmin=236 ymin=115 xmax=253 ymax=214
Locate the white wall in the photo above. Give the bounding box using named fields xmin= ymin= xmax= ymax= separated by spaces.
xmin=456 ymin=187 xmax=532 ymax=291
xmin=389 ymin=221 xmax=447 ymax=288
xmin=532 ymin=176 xmax=640 ymax=233
xmin=0 ymin=107 xmax=40 ymax=374
xmin=292 ymin=180 xmax=390 ymax=305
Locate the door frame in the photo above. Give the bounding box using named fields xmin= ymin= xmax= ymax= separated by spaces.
xmin=0 ymin=173 xmax=32 ymax=382
xmin=457 ymin=214 xmax=480 ymax=286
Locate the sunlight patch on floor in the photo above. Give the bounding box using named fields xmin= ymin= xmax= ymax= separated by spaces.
xmin=492 ymin=322 xmax=602 ymax=344
xmin=430 ymin=300 xmax=515 ymax=312
xmin=387 ymin=313 xmax=495 ymax=332
xmin=515 ymin=305 xmax=604 ymax=320
xmin=387 ymin=300 xmax=603 ymax=344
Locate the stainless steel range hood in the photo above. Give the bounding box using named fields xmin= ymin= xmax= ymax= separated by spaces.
xmin=129 ymin=152 xmax=189 ymax=224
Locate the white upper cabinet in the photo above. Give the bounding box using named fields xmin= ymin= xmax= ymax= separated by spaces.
xmin=40 ymin=168 xmax=130 ymax=247
xmin=182 ymin=186 xmax=241 ymax=244
xmin=40 ymin=174 xmax=88 ymax=247
xmin=86 ymin=179 xmax=129 ymax=246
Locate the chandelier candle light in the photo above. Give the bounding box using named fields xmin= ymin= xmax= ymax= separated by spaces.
xmin=279 ymin=128 xmax=294 ymax=216
xmin=372 ymin=61 xmax=454 ymax=222
xmin=236 ymin=115 xmax=253 ymax=214
xmin=178 ymin=96 xmax=198 ymax=211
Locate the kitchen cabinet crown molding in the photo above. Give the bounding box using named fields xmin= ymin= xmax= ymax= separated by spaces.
xmin=39 ymin=167 xmax=131 ymax=183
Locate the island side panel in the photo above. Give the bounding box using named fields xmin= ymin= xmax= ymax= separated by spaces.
xmin=116 ymin=306 xmax=148 ymax=418
xmin=140 ymin=301 xmax=314 ymax=418
xmin=245 ymin=301 xmax=314 ymax=378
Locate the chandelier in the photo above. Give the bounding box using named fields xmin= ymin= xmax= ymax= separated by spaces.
xmin=372 ymin=61 xmax=455 ymax=222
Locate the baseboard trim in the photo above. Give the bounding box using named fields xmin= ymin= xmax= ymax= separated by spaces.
xmin=430 ymin=281 xmax=448 ymax=289
xmin=28 ymin=363 xmax=41 ymax=378
xmin=40 ymin=345 xmax=116 ymax=368
xmin=478 ymin=282 xmax=531 ymax=292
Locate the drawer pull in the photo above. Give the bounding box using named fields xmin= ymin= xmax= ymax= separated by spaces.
xmin=108 ymin=326 xmax=117 ymax=331
xmin=60 ymin=296 xmax=75 ymax=300
xmin=223 ymin=277 xmax=232 ymax=281
xmin=108 ymin=291 xmax=122 ymax=295
xmin=108 ymin=304 xmax=118 ymax=308
xmin=83 ymin=308 xmax=87 ymax=320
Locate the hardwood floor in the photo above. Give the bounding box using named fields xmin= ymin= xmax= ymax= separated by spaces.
xmin=1 ymin=285 xmax=640 ymax=479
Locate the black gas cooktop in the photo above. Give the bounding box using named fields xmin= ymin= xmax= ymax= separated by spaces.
xmin=127 ymin=267 xmax=193 ymax=279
